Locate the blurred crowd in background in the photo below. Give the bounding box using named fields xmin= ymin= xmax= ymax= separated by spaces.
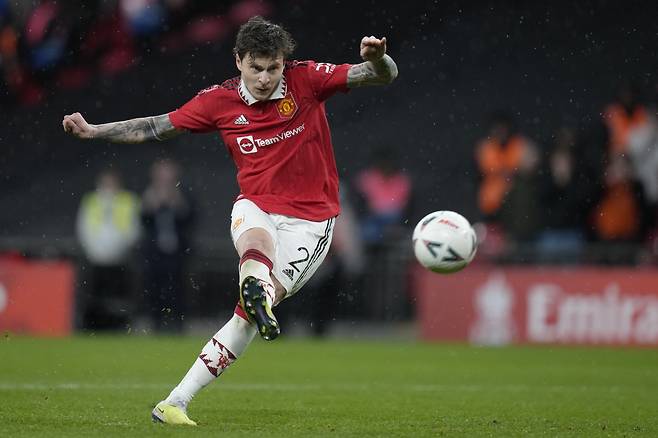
xmin=0 ymin=0 xmax=271 ymax=106
xmin=2 ymin=1 xmax=658 ymax=332
xmin=475 ymin=81 xmax=658 ymax=266
xmin=76 ymin=159 xmax=195 ymax=332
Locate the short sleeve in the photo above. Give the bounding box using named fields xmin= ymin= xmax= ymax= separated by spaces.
xmin=168 ymin=87 xmax=218 ymax=133
xmin=304 ymin=61 xmax=351 ymax=102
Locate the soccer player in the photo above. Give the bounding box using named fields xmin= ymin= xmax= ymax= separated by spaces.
xmin=62 ymin=16 xmax=398 ymax=425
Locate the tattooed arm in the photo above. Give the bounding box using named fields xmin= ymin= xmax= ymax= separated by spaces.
xmin=347 ymin=36 xmax=398 ymax=88
xmin=62 ymin=112 xmax=185 ymax=143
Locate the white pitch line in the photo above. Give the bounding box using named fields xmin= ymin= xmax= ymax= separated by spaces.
xmin=0 ymin=383 xmax=171 ymax=391
xmin=0 ymin=382 xmax=628 ymax=393
xmin=0 ymin=382 xmax=322 ymax=391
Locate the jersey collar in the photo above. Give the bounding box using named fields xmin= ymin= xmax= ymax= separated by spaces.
xmin=238 ymin=75 xmax=287 ymax=105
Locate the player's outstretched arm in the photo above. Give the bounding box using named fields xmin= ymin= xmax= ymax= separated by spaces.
xmin=62 ymin=112 xmax=185 ymax=143
xmin=347 ymin=36 xmax=398 ymax=88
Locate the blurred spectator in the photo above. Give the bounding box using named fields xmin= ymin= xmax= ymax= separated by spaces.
xmin=354 ymin=146 xmax=413 ymax=245
xmin=627 ymin=107 xmax=658 ymax=205
xmin=498 ymin=135 xmax=541 ymax=246
xmin=353 ymin=147 xmax=413 ymax=320
xmin=25 ymin=1 xmax=68 ymax=71
xmin=141 ymin=158 xmax=195 ymax=333
xmin=76 ymin=168 xmax=141 ymax=331
xmin=598 ymin=81 xmax=656 ymax=263
xmin=536 ymin=127 xmax=589 ymax=262
xmin=603 ymin=80 xmax=649 ymax=156
xmin=0 ymin=1 xmax=36 ymax=105
xmin=590 ymin=154 xmax=649 ymax=263
xmin=475 ymin=111 xmax=537 ymax=218
xmin=475 ymin=111 xmax=538 ymax=254
xmin=626 ymin=97 xmax=658 ymax=261
xmin=120 ymin=0 xmax=167 ymax=38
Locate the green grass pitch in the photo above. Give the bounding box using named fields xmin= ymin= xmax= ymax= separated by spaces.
xmin=1 ymin=335 xmax=657 ymax=437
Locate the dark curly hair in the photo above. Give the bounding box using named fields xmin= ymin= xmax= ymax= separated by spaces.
xmin=233 ymin=16 xmax=296 ymax=60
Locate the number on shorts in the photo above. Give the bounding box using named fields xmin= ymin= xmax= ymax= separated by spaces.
xmin=288 ymin=247 xmax=310 ymax=272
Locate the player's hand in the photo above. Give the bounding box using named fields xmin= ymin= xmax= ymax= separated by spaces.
xmin=62 ymin=112 xmax=96 ymax=139
xmin=360 ymin=36 xmax=387 ymax=62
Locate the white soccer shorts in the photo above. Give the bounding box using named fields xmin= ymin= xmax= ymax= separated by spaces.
xmin=230 ymin=198 xmax=335 ymax=299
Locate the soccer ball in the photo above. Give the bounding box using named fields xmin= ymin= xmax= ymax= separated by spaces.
xmin=412 ymin=210 xmax=477 ymax=274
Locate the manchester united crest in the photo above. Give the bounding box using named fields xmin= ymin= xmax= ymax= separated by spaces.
xmin=276 ymin=93 xmax=297 ymax=118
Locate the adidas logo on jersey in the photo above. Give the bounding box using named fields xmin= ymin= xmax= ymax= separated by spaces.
xmin=234 ymin=114 xmax=249 ymax=125
xmin=282 ymin=268 xmax=294 ymax=281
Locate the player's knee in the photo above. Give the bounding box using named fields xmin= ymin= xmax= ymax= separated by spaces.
xmin=237 ymin=228 xmax=274 ymax=256
xmin=247 ymin=240 xmax=271 ymax=255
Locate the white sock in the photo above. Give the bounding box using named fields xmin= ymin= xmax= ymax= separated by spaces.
xmin=165 ymin=313 xmax=256 ymax=409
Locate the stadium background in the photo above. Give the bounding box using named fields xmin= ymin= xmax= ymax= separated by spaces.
xmin=2 ymin=1 xmax=658 ymax=436
xmin=1 ymin=0 xmax=658 ymax=332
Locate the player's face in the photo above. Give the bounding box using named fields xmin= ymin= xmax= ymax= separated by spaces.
xmin=236 ymin=53 xmax=284 ymax=101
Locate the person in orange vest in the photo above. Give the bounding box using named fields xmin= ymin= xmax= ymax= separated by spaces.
xmin=592 ymin=154 xmax=648 ymax=243
xmin=475 ymin=111 xmax=537 ymax=222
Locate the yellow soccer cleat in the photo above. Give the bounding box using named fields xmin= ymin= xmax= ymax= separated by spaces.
xmin=151 ymin=401 xmax=197 ymax=426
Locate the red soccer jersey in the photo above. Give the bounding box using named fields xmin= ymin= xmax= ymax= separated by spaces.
xmin=168 ymin=60 xmax=351 ymax=221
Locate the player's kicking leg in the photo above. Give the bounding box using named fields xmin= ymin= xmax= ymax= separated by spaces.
xmin=152 ymin=229 xmax=285 ymax=424
xmin=235 ymin=229 xmax=283 ymax=341
xmin=239 ymin=274 xmax=279 ymax=340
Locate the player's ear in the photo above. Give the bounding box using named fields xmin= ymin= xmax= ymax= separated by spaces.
xmin=235 ymin=54 xmax=243 ymax=72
